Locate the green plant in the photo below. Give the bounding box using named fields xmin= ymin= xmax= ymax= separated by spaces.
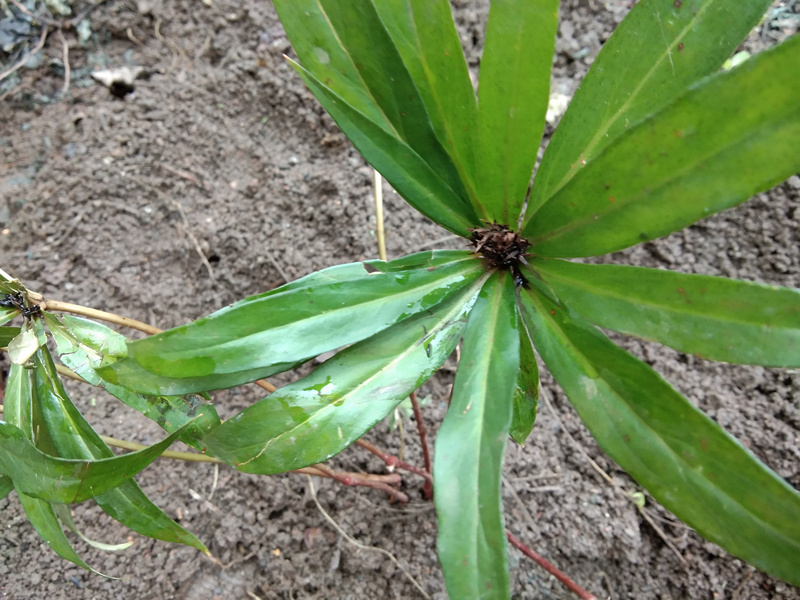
xmin=2 ymin=0 xmax=799 ymax=597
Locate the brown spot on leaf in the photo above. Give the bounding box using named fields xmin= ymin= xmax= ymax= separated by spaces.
xmin=678 ymin=42 xmax=685 ymax=51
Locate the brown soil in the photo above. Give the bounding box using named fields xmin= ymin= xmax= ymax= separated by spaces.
xmin=1 ymin=1 xmax=799 ymax=599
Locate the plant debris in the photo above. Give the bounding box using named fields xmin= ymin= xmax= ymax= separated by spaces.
xmin=468 ymin=223 xmax=530 ymax=285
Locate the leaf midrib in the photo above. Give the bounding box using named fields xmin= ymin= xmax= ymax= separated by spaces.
xmin=533 ymin=295 xmax=800 ymax=552
xmin=531 ymin=116 xmax=792 ymax=247
xmin=233 ymin=275 xmax=488 ymax=468
xmin=538 ymin=0 xmax=714 ymax=206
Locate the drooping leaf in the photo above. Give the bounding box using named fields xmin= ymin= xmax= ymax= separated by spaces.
xmin=17 ymin=492 xmax=100 ymax=574
xmin=0 ymin=420 xmax=189 ymax=504
xmin=518 ymin=284 xmax=800 ymax=586
xmin=54 ymin=504 xmax=135 ymax=552
xmin=434 ymin=272 xmax=519 ymax=599
xmin=100 ymin=254 xmax=483 ymax=395
xmin=45 ymin=313 xmax=220 ymax=449
xmin=475 ymin=0 xmax=559 ymax=224
xmin=4 ymin=361 xmax=99 ymax=573
xmin=373 ymin=0 xmax=480 ymax=214
xmin=202 ymin=274 xmax=487 ymax=473
xmin=289 ymin=62 xmax=479 ymax=235
xmin=525 ymin=0 xmax=776 ymax=222
xmin=275 ymin=0 xmax=474 ymax=211
xmin=533 ymin=258 xmax=800 ymax=367
xmin=510 ymin=317 xmax=539 ymax=445
xmin=31 ymin=346 xmax=207 ymax=551
xmin=524 ymin=32 xmax=800 ymax=257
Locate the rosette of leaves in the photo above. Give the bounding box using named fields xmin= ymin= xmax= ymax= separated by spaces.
xmin=3 ymin=0 xmax=799 ymax=595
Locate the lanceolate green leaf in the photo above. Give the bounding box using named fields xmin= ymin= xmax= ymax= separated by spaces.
xmin=373 ymin=0 xmax=480 ymax=214
xmin=202 ymin=276 xmax=487 ymax=474
xmin=525 ymin=33 xmax=800 ymax=257
xmin=16 ymin=492 xmax=99 ymax=573
xmin=4 ymin=362 xmax=98 ymax=573
xmin=525 ymin=0 xmax=775 ymax=222
xmin=510 ymin=318 xmax=539 ymax=445
xmin=45 ymin=313 xmax=220 ymax=449
xmin=434 ymin=272 xmax=519 ymax=599
xmin=290 ymin=62 xmax=478 ymax=235
xmin=100 ymin=254 xmax=483 ymax=395
xmin=31 ymin=347 xmax=207 ymax=552
xmin=0 ymin=420 xmax=188 ymax=504
xmin=475 ymin=0 xmax=559 ymax=224
xmin=275 ymin=0 xmax=471 ymax=208
xmin=533 ymin=259 xmax=800 ymax=367
xmin=518 ymin=286 xmax=800 ymax=586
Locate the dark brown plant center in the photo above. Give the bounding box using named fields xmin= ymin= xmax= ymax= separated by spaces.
xmin=468 ymin=223 xmax=530 ymax=286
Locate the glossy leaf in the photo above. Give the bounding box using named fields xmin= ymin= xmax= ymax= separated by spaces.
xmin=434 ymin=272 xmax=519 ymax=599
xmin=289 ymin=62 xmax=478 ymax=235
xmin=4 ymin=361 xmax=33 ymax=437
xmin=533 ymin=258 xmax=800 ymax=366
xmin=4 ymin=361 xmax=98 ymax=572
xmin=100 ymin=254 xmax=483 ymax=395
xmin=518 ymin=285 xmax=800 ymax=586
xmin=0 ymin=419 xmax=188 ymax=504
xmin=17 ymin=492 xmax=99 ymax=573
xmin=203 ymin=275 xmax=486 ymax=473
xmin=525 ymin=33 xmax=800 ymax=256
xmin=475 ymin=0 xmax=559 ymax=224
xmin=274 ymin=0 xmax=478 ymax=233
xmin=312 ymin=1 xmax=472 ymax=202
xmin=45 ymin=313 xmax=220 ymax=449
xmin=31 ymin=346 xmax=207 ymax=551
xmin=373 ymin=0 xmax=480 ymax=214
xmin=510 ymin=318 xmax=539 ymax=445
xmin=525 ymin=0 xmax=775 ymax=222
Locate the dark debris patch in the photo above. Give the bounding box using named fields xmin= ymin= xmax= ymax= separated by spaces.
xmin=468 ymin=222 xmax=530 ymax=286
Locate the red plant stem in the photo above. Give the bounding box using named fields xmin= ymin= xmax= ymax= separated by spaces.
xmin=409 ymin=391 xmax=433 ymax=499
xmin=506 ymin=532 xmax=597 ymax=600
xmin=355 ymin=439 xmax=432 ymax=482
xmin=312 ymin=463 xmax=409 ymax=503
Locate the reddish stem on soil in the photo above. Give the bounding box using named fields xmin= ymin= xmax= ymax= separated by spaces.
xmin=409 ymin=391 xmax=433 ymax=500
xmin=506 ymin=532 xmax=597 ymax=600
xmin=355 ymin=439 xmax=432 ymax=483
xmin=311 ymin=463 xmax=409 ymax=503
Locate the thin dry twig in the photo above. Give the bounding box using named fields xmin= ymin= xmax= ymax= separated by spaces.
xmin=373 ymin=169 xmax=387 ymax=261
xmin=409 ymin=391 xmax=433 ymax=499
xmin=731 ymin=569 xmax=755 ymax=600
xmin=355 ymin=438 xmax=432 ymax=482
xmin=158 ymin=162 xmax=205 ymax=189
xmin=311 ymin=463 xmax=408 ymax=503
xmin=507 ymin=532 xmax=598 ymax=600
xmin=57 ymin=29 xmax=69 ymax=96
xmin=306 ymin=475 xmax=430 ymax=599
xmin=0 ymin=26 xmax=48 ymax=84
xmin=41 ymin=299 xmax=162 ymax=335
xmin=263 ymin=247 xmax=290 ymax=284
xmin=168 ymin=198 xmax=218 ymax=286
